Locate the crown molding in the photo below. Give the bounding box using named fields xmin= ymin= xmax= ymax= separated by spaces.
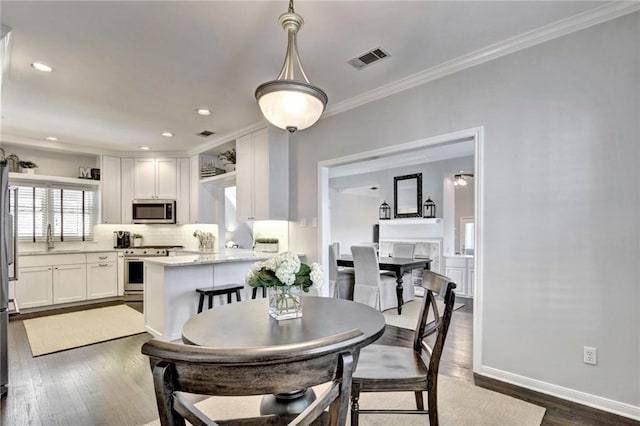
xmin=0 ymin=134 xmax=189 ymax=157
xmin=324 ymin=2 xmax=640 ymax=119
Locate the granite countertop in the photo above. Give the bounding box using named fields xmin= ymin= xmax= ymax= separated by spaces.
xmin=145 ymin=253 xmax=269 ymax=267
xmin=19 ymin=248 xmax=120 ymax=256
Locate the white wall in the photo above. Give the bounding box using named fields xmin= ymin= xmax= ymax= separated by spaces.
xmin=288 ymin=12 xmax=640 ymax=415
xmin=329 ymin=188 xmax=380 ymax=255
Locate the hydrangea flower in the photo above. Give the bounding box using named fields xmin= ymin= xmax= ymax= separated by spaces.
xmin=246 ymin=252 xmax=323 ymax=293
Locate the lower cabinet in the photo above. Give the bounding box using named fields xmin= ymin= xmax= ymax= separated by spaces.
xmin=53 ymin=264 xmax=87 ymax=304
xmin=15 ymin=266 xmax=54 ymax=309
xmin=15 ymin=252 xmax=119 ymax=310
xmin=444 ymin=256 xmax=474 ymax=298
xmin=87 ymin=262 xmax=118 ymax=299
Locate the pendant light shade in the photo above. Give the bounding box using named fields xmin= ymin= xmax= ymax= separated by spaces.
xmin=255 ymin=1 xmax=327 ymax=133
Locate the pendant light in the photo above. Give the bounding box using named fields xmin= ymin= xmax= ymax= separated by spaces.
xmin=255 ymin=0 xmax=328 ymax=133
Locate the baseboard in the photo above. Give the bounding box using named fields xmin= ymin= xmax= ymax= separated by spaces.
xmin=479 ymin=366 xmax=640 ymax=421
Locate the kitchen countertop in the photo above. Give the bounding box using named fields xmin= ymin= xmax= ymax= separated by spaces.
xmin=19 ymin=248 xmax=120 ymax=256
xmin=145 ymin=252 xmax=269 ymax=267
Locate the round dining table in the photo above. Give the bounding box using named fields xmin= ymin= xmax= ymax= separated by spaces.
xmin=182 ymin=295 xmax=386 ymax=415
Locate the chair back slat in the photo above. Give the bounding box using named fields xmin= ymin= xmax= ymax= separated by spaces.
xmin=413 ymin=270 xmax=457 ymax=360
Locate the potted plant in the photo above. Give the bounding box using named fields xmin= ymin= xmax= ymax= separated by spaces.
xmin=218 ymin=148 xmax=236 ymax=172
xmin=253 ymin=237 xmax=279 ymax=253
xmin=19 ymin=160 xmax=38 ymax=175
xmin=131 ymin=233 xmax=143 ymax=247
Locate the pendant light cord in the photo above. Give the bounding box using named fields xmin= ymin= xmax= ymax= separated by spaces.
xmin=289 ymin=0 xmax=294 ymax=13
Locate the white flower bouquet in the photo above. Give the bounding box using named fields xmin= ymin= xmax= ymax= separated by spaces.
xmin=245 ymin=251 xmax=323 ymax=292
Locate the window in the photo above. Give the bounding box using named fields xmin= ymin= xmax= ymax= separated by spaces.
xmin=11 ymin=184 xmax=97 ymax=242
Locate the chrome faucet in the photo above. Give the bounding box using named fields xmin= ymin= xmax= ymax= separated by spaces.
xmin=46 ymin=224 xmax=54 ymax=250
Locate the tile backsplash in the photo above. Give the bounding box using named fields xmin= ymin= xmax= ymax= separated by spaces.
xmin=19 ymin=224 xmax=219 ymax=253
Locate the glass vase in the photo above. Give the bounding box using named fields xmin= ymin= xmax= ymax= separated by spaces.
xmin=269 ymin=285 xmax=303 ymax=320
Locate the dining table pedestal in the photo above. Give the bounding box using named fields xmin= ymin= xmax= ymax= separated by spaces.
xmin=260 ymin=389 xmax=317 ymax=415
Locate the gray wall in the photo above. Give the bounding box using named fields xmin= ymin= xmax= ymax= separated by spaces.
xmin=289 ymin=13 xmax=639 ymax=408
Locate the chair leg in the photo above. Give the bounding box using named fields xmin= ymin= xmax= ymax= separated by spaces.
xmin=428 ymin=387 xmax=438 ymax=426
xmin=350 ymin=393 xmax=360 ymax=426
xmin=208 ymin=295 xmax=213 ymax=310
xmin=235 ymin=289 xmax=241 ymax=302
xmin=252 ymin=287 xmax=257 ymax=299
xmin=226 ymin=292 xmax=232 ymax=304
xmin=414 ymin=391 xmax=424 ymax=411
xmin=197 ymin=294 xmax=204 ymax=314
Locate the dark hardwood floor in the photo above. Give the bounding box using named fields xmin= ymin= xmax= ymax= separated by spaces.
xmin=1 ymin=297 xmax=636 ymax=425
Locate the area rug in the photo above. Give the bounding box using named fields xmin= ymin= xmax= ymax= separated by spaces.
xmin=23 ymin=304 xmax=146 ymax=356
xmin=383 ymin=298 xmax=465 ymax=331
xmin=142 ymin=375 xmax=545 ymax=425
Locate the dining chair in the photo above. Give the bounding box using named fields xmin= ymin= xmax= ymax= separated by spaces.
xmin=329 ymin=243 xmax=355 ymax=300
xmin=391 ymin=243 xmax=415 ymax=259
xmin=141 ymin=328 xmax=363 ymax=426
xmin=389 ymin=242 xmax=417 ymax=290
xmin=351 ymin=245 xmax=411 ymax=312
xmin=349 ymin=270 xmax=457 ymax=426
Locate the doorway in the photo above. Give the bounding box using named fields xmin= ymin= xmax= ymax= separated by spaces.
xmin=317 ymin=126 xmax=484 ymax=373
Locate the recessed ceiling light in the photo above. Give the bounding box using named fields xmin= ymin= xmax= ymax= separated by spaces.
xmin=45 ymin=136 xmax=58 ymax=141
xmin=196 ymin=108 xmax=212 ymax=116
xmin=31 ymin=62 xmax=53 ymax=72
xmin=161 ymin=131 xmax=174 ymax=138
xmin=139 ymin=146 xmax=151 ymax=150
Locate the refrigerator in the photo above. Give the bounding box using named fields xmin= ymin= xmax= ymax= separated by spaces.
xmin=1 ymin=160 xmax=17 ymax=396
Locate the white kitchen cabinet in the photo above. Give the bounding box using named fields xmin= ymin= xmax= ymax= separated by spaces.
xmin=101 ymin=155 xmax=121 ymax=224
xmin=236 ymin=127 xmax=288 ymax=221
xmin=133 ymin=158 xmax=177 ymax=200
xmin=19 ymin=254 xmax=86 ymax=308
xmin=121 ymin=158 xmax=134 ymax=224
xmin=86 ymin=252 xmax=118 ymax=299
xmin=15 ymin=266 xmax=53 ymax=309
xmin=53 ymin=264 xmax=87 ymax=304
xmin=176 ymin=158 xmax=190 ymax=224
xmin=444 ymin=256 xmax=474 ymax=298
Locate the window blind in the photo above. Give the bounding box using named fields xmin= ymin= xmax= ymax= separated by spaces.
xmin=11 ymin=184 xmax=97 ymax=242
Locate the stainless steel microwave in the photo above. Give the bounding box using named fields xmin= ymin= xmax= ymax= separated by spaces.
xmin=132 ymin=199 xmax=176 ymax=224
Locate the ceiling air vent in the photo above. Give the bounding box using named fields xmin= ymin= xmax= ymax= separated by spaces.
xmin=196 ymin=130 xmax=215 ymax=138
xmin=347 ymin=47 xmax=390 ymax=70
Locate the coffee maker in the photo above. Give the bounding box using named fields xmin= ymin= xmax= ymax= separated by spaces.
xmin=113 ymin=231 xmax=131 ymax=248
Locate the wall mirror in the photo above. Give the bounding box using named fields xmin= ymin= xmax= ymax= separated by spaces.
xmin=393 ymin=173 xmax=422 ymax=218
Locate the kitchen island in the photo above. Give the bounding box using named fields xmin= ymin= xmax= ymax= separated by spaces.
xmin=143 ymin=252 xmax=268 ymax=341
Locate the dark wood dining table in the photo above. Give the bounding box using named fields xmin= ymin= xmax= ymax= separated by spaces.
xmin=181 ymin=296 xmax=386 ymax=415
xmin=337 ymin=255 xmax=432 ymax=315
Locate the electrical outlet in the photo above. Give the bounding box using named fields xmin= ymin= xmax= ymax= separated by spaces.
xmin=584 ymin=346 xmax=597 ymax=365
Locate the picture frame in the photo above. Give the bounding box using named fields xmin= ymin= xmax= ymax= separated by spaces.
xmin=393 ymin=173 xmax=422 ymax=218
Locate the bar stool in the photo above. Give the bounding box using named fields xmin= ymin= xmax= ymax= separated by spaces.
xmin=196 ymin=283 xmax=244 ymax=314
xmin=251 ymin=285 xmax=267 ymax=299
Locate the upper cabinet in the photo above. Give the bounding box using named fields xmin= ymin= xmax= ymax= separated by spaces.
xmin=133 ymin=158 xmax=177 ymax=200
xmin=175 ymin=158 xmax=190 ymax=224
xmin=101 ymin=156 xmax=121 ymax=224
xmin=236 ymin=127 xmax=289 ymax=221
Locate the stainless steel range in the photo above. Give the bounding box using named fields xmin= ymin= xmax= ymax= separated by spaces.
xmin=123 ymin=245 xmax=182 ymax=301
